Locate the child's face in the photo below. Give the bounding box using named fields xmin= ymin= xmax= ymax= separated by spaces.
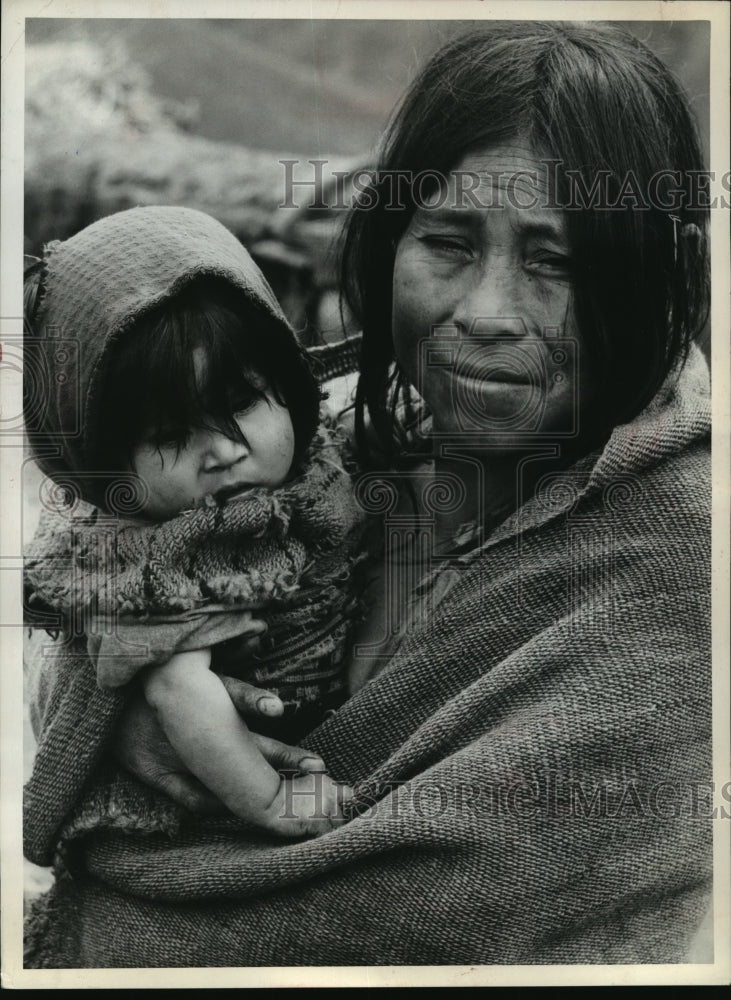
xmin=131 ymin=354 xmax=296 ymax=519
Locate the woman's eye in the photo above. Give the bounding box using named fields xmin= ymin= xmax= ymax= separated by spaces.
xmin=419 ymin=235 xmax=474 ymax=258
xmin=526 ymin=251 xmax=572 ymax=277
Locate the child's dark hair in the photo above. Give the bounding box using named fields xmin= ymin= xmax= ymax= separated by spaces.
xmin=340 ymin=22 xmax=710 ymax=468
xmin=94 ymin=278 xmax=323 ymax=475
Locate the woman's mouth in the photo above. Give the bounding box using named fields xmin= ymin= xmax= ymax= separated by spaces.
xmin=453 ymin=363 xmax=536 ymax=386
xmin=451 ymin=344 xmax=548 ymax=387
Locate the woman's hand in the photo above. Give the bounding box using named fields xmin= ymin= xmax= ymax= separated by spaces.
xmin=114 ymin=680 xmax=328 ymax=814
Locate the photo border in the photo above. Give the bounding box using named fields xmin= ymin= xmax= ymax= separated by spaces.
xmin=2 ymin=0 xmax=729 ymax=988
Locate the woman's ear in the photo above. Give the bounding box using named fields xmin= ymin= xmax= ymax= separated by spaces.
xmin=680 ymin=221 xmax=702 ymax=245
xmin=679 ymin=221 xmax=702 ymax=260
xmin=670 ymin=217 xmax=702 ymax=265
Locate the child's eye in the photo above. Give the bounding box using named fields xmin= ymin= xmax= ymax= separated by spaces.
xmin=152 ymin=427 xmax=190 ymax=449
xmin=231 ymin=386 xmax=269 ymax=415
xmin=232 ymin=397 xmax=258 ymax=416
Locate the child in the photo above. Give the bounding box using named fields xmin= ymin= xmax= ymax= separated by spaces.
xmin=23 ymin=206 xmax=364 ymax=837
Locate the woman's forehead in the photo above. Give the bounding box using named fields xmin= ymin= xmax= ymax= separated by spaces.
xmin=416 ymin=142 xmax=568 ymax=241
xmin=430 ymin=142 xmax=558 ymax=202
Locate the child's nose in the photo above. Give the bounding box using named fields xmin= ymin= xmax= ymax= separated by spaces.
xmin=201 ymin=429 xmax=249 ymax=472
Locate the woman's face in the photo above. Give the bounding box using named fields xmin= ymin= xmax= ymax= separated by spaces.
xmin=392 ymin=143 xmax=597 ymax=451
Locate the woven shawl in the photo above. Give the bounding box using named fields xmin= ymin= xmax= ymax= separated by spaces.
xmin=24 ymin=346 xmax=712 ymax=967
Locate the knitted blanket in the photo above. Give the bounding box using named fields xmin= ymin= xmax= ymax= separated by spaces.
xmin=24 ymin=347 xmax=712 ymax=967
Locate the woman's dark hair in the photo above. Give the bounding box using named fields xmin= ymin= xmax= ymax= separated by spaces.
xmin=341 ymin=21 xmax=710 ymax=467
xmin=94 ymin=278 xmax=323 ymax=472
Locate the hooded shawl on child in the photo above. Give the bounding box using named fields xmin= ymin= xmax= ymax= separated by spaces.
xmin=23 ymin=208 xmax=712 ymax=966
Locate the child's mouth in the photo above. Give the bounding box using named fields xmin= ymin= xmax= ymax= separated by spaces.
xmin=213 ymin=483 xmax=254 ymax=503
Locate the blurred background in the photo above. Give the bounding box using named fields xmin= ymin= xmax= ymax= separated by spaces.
xmin=25 ymin=17 xmax=710 ymax=345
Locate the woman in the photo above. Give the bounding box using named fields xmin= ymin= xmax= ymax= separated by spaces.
xmin=24 ymin=22 xmax=711 ymax=966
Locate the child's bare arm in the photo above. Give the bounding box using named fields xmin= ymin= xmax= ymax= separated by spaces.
xmin=141 ymin=649 xmax=351 ymax=837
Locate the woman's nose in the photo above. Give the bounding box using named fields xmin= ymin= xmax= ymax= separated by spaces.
xmin=201 ymin=428 xmax=248 ymax=472
xmin=451 ymin=262 xmax=526 ymax=339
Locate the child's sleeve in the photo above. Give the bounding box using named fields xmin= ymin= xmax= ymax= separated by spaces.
xmin=88 ymin=608 xmax=266 ymax=688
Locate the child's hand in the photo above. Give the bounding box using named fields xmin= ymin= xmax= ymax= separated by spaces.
xmin=142 ymin=654 xmax=353 ymax=838
xmin=115 ymin=685 xmax=328 ymax=812
xmin=115 ymin=691 xmax=223 ymax=814
xmin=257 ymin=771 xmax=354 ymax=839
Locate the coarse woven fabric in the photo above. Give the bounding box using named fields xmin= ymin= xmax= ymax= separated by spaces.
xmin=24 ymin=345 xmax=712 ymax=967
